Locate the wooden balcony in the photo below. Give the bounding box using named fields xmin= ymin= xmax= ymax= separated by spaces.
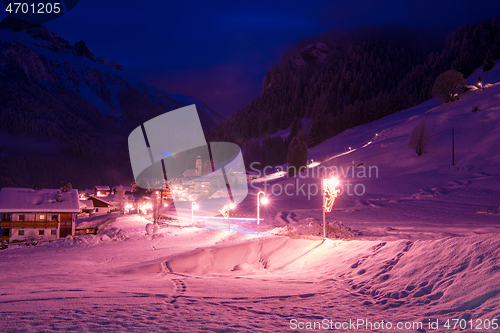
xmin=0 ymin=221 xmax=59 ymax=229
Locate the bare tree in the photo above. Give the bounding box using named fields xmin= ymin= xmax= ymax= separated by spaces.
xmin=409 ymin=121 xmax=432 ymax=156
xmin=431 ymin=70 xmax=466 ymax=103
xmin=115 ymin=185 xmax=126 ymax=214
xmin=151 ymin=191 xmax=162 ymax=224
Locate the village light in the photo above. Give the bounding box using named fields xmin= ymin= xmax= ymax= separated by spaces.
xmin=257 ymin=191 xmax=268 ymax=236
xmin=125 ymin=203 xmax=133 ymax=214
xmin=140 ymin=203 xmax=152 ymax=215
xmin=322 ymin=177 xmax=340 ymax=239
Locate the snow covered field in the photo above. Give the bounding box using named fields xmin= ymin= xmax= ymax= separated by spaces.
xmin=1 ymin=64 xmax=500 ymax=332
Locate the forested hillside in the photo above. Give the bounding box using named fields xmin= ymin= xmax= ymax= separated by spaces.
xmin=207 ymin=19 xmax=500 ymax=167
xmin=0 ymin=17 xmax=223 ymax=188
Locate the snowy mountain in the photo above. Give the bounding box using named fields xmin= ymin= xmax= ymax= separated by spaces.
xmin=1 ymin=62 xmax=499 ymax=332
xmin=0 ymin=17 xmax=224 ymax=127
xmin=0 ymin=17 xmax=223 ymax=188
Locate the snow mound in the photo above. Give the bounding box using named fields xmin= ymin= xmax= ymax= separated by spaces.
xmin=165 ymin=237 xmax=323 ymax=275
xmin=271 ymin=218 xmax=357 ymax=239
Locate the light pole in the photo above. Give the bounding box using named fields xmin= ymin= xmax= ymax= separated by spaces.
xmin=322 ymin=177 xmax=339 ymax=239
xmin=257 ymin=191 xmax=268 ymax=236
xmin=220 ymin=203 xmax=235 ymax=231
xmin=191 ymin=201 xmax=198 ymax=225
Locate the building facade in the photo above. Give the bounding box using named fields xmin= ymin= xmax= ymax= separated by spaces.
xmin=0 ymin=188 xmax=80 ymax=243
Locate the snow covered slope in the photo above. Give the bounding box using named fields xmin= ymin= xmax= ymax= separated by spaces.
xmin=1 ymin=216 xmax=500 ymax=332
xmin=230 ymin=61 xmax=500 ymax=241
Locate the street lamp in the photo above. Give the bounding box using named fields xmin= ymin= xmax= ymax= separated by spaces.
xmin=322 ymin=177 xmax=340 ymax=239
xmin=191 ymin=201 xmax=198 ymax=225
xmin=220 ymin=203 xmax=236 ymax=231
xmin=257 ymin=191 xmax=268 ymax=236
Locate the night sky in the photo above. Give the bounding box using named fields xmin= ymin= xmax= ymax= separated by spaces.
xmin=2 ymin=0 xmax=500 ymax=117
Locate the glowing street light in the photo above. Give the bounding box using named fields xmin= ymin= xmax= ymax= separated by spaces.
xmin=220 ymin=203 xmax=236 ymax=231
xmin=322 ymin=177 xmax=340 ymax=239
xmin=191 ymin=201 xmax=198 ymax=225
xmin=257 ymin=191 xmax=268 ymax=236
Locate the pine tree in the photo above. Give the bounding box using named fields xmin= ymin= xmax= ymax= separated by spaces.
xmin=290 ymin=117 xmax=303 ymax=138
xmin=483 ymin=50 xmax=495 ymax=72
xmin=306 ymin=115 xmax=322 ymax=147
xmin=287 ymin=132 xmax=308 ymax=177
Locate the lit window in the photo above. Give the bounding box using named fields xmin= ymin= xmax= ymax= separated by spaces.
xmin=39 ymin=214 xmax=46 ymax=221
xmin=38 ymin=230 xmax=44 ymax=236
xmin=18 ymin=230 xmax=24 ymax=236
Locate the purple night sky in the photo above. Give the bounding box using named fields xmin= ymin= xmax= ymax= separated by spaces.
xmin=2 ymin=0 xmax=499 ymax=117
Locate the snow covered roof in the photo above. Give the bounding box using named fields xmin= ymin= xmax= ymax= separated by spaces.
xmin=0 ymin=188 xmax=80 ymax=213
xmin=112 ymin=185 xmax=132 ymax=192
xmin=79 ymin=200 xmax=94 ymax=210
xmin=183 ymin=169 xmax=200 ymax=177
xmin=180 ymin=178 xmax=193 ymax=184
xmin=94 ymin=186 xmax=110 ymax=191
xmin=89 ymin=196 xmax=111 ymax=206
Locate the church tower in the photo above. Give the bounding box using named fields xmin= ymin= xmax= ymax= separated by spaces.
xmin=196 ymin=156 xmax=202 ymax=176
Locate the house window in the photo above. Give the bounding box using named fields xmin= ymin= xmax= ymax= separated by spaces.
xmin=51 ymin=230 xmax=57 ymax=235
xmin=39 ymin=214 xmax=46 ymax=221
xmin=18 ymin=230 xmax=24 ymax=236
xmin=51 ymin=215 xmax=58 ymax=221
xmin=19 ymin=214 xmax=25 ymax=221
xmin=38 ymin=230 xmax=44 ymax=236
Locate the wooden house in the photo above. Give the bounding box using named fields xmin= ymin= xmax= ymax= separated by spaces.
xmin=88 ymin=196 xmax=111 ymax=215
xmin=94 ymin=186 xmax=110 ymax=197
xmin=0 ymin=188 xmax=80 ymax=243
